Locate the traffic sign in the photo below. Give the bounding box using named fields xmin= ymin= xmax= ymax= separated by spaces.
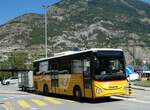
xmin=125 ymin=65 xmax=134 ymax=76
xmin=142 ymin=64 xmax=148 ymax=71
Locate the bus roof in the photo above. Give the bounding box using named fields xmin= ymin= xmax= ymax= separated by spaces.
xmin=34 ymin=48 xmax=123 ymax=62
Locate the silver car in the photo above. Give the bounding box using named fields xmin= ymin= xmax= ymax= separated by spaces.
xmin=1 ymin=77 xmax=18 ymax=85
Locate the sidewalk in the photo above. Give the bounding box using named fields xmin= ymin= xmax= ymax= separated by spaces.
xmin=132 ymin=85 xmax=150 ymax=91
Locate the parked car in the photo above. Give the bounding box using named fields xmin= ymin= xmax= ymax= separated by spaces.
xmin=1 ymin=77 xmax=18 ymax=85
xmin=142 ymin=71 xmax=150 ymax=80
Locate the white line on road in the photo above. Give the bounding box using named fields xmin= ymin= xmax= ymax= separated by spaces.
xmin=3 ymin=98 xmax=8 ymax=100
xmin=112 ymin=96 xmax=150 ymax=104
xmin=31 ymin=108 xmax=40 ymax=110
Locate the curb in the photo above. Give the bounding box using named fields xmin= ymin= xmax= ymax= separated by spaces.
xmin=0 ymin=92 xmax=29 ymax=95
xmin=132 ymin=86 xmax=150 ymax=91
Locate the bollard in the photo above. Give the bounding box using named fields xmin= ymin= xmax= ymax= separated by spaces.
xmin=128 ymin=82 xmax=132 ymax=95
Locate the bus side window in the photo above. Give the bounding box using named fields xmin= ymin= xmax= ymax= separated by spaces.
xmin=39 ymin=61 xmax=48 ymax=74
xmin=59 ymin=60 xmax=71 ymax=74
xmin=48 ymin=61 xmax=51 ymax=71
xmin=71 ymin=60 xmax=83 ymax=74
xmin=33 ymin=62 xmax=39 ymax=75
xmin=51 ymin=63 xmax=59 ymax=73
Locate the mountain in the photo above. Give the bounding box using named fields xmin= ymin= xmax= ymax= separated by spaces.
xmin=0 ymin=0 xmax=150 ymax=64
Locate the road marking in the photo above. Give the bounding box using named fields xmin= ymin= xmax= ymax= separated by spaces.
xmin=4 ymin=101 xmax=15 ymax=110
xmin=3 ymin=98 xmax=8 ymax=100
xmin=31 ymin=108 xmax=39 ymax=110
xmin=112 ymin=96 xmax=150 ymax=104
xmin=64 ymin=99 xmax=75 ymax=103
xmin=32 ymin=99 xmax=47 ymax=106
xmin=9 ymin=97 xmax=14 ymax=99
xmin=44 ymin=97 xmax=62 ymax=104
xmin=17 ymin=100 xmax=31 ymax=108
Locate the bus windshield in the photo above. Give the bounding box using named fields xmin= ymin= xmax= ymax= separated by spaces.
xmin=94 ymin=51 xmax=126 ymax=81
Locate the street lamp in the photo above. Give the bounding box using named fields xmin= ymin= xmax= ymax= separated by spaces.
xmin=43 ymin=5 xmax=50 ymax=58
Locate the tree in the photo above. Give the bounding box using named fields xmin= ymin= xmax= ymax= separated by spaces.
xmin=10 ymin=52 xmax=30 ymax=70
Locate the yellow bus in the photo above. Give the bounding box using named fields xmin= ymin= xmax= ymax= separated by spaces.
xmin=33 ymin=48 xmax=129 ymax=99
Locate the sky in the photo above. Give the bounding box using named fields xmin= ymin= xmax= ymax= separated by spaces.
xmin=0 ymin=0 xmax=59 ymax=25
xmin=0 ymin=0 xmax=149 ymax=25
xmin=144 ymin=0 xmax=150 ymax=3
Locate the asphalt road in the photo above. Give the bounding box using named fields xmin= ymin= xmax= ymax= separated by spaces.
xmin=0 ymin=83 xmax=150 ymax=110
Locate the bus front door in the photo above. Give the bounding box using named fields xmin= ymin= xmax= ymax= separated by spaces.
xmin=83 ymin=60 xmax=93 ymax=98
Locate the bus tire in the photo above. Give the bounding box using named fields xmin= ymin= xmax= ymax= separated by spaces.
xmin=21 ymin=86 xmax=25 ymax=91
xmin=22 ymin=86 xmax=27 ymax=91
xmin=73 ymin=86 xmax=82 ymax=99
xmin=43 ymin=84 xmax=49 ymax=96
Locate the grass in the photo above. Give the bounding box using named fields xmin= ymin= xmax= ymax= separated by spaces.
xmin=133 ymin=80 xmax=150 ymax=87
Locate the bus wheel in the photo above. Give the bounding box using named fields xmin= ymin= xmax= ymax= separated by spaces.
xmin=74 ymin=86 xmax=82 ymax=99
xmin=43 ymin=85 xmax=49 ymax=96
xmin=22 ymin=86 xmax=24 ymax=91
xmin=22 ymin=86 xmax=26 ymax=91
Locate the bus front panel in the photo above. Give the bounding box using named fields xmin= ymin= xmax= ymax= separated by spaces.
xmin=93 ymin=80 xmax=129 ymax=98
xmin=92 ymin=51 xmax=129 ymax=98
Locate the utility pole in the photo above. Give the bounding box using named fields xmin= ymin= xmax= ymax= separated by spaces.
xmin=43 ymin=5 xmax=50 ymax=58
xmin=132 ymin=45 xmax=136 ymax=67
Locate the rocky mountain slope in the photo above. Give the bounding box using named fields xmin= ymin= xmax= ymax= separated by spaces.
xmin=0 ymin=0 xmax=150 ymax=64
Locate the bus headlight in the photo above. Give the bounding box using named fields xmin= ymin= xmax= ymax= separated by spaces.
xmin=96 ymin=88 xmax=103 ymax=93
xmin=124 ymin=86 xmax=129 ymax=91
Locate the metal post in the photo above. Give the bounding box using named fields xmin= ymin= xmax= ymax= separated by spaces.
xmin=133 ymin=45 xmax=135 ymax=67
xmin=43 ymin=5 xmax=49 ymax=58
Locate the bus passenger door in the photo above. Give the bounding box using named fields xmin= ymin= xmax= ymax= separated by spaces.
xmin=83 ymin=60 xmax=93 ymax=98
xmin=51 ymin=71 xmax=59 ymax=93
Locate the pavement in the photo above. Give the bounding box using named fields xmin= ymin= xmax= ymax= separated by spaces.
xmin=0 ymin=84 xmax=5 ymax=110
xmin=0 ymin=83 xmax=150 ymax=110
xmin=0 ymin=83 xmax=27 ymax=110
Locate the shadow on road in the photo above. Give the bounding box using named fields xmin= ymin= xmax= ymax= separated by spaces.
xmin=18 ymin=89 xmax=122 ymax=104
